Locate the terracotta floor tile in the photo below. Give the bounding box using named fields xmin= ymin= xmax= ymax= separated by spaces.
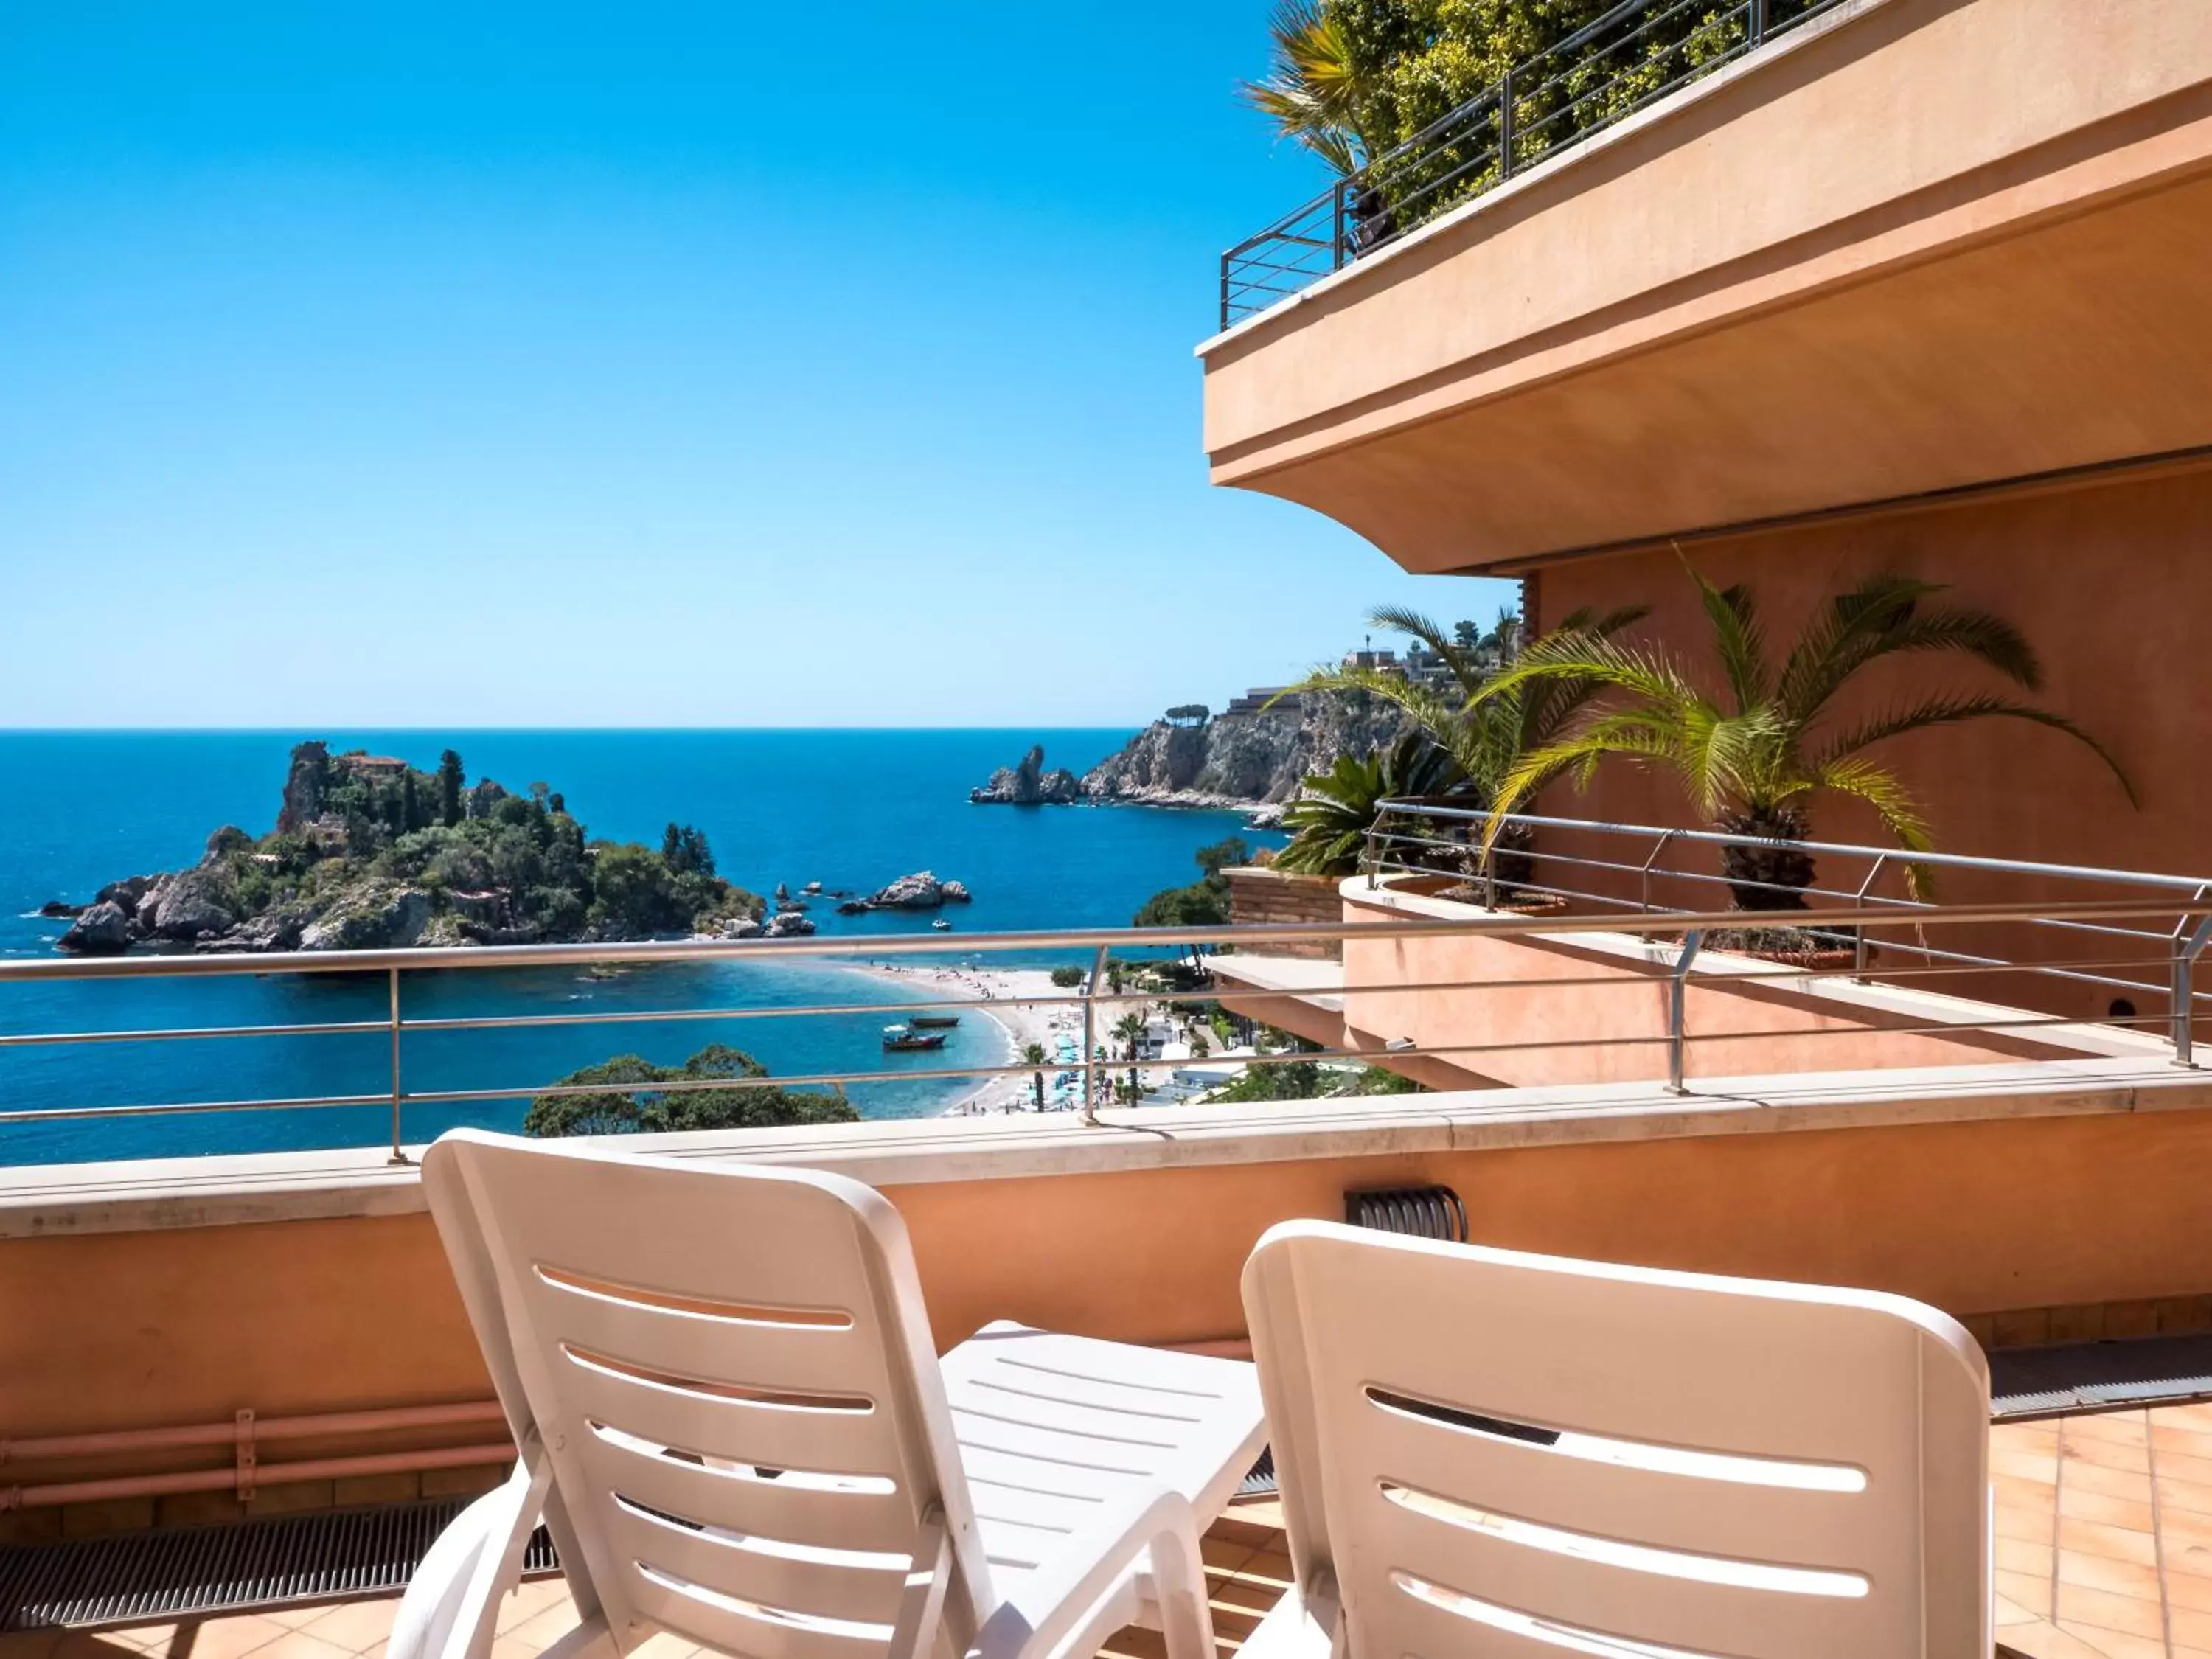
xmin=2171 ymin=1601 xmax=2212 ymax=1649
xmin=2059 ymin=1485 xmax=2162 ymax=1534
xmin=240 ymin=1634 xmax=354 ymax=1659
xmin=2152 ymin=1422 xmax=2212 ymax=1463
xmin=1997 ymin=1591 xmax=2045 ymax=1628
xmin=2001 ymin=1623 xmax=2132 ymax=1659
xmin=2052 ymin=1623 xmax=2172 ymax=1659
xmin=2000 ymin=1472 xmax=2064 ymax=1510
xmin=167 ymin=1617 xmax=295 ymax=1659
xmin=2062 ymin=1461 xmax=2159 ymax=1505
xmin=2161 ymin=1477 xmax=2212 ymax=1519
xmin=2168 ymin=1565 xmax=2212 ymax=1613
xmin=1200 ymin=1535 xmax=1256 ymax=1575
xmin=2065 ymin=1436 xmax=2154 ymax=1477
xmin=2059 ymin=1517 xmax=2161 ymax=1567
xmin=2000 ymin=1533 xmax=2059 ymax=1575
xmin=495 ymin=1582 xmax=575 ymax=1637
xmin=1997 ymin=1568 xmax=2056 ymax=1618
xmin=2067 ymin=1412 xmax=2150 ymax=1443
xmin=2056 ymin=1548 xmax=2165 ymax=1604
xmin=2002 ymin=1502 xmax=2062 ymax=1548
xmin=297 ymin=1601 xmax=398 ymax=1654
xmin=1997 ymin=1447 xmax=2067 ymax=1484
xmin=500 ymin=1603 xmax=585 ymax=1657
xmin=2052 ymin=1582 xmax=2168 ymax=1641
xmin=1231 ymin=1552 xmax=1293 ymax=1592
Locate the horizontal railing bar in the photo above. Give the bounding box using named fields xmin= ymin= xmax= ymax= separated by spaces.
xmin=1377 ymin=804 xmax=2212 ymax=892
xmin=0 ymin=1018 xmax=393 ymax=1049
xmin=1367 ymin=840 xmax=2189 ymax=945
xmin=7 ymin=899 xmax=2206 ymax=987
xmin=0 ymin=1091 xmax=394 ymax=1125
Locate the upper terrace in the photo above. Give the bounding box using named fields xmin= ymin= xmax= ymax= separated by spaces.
xmin=1200 ymin=0 xmax=2212 ymax=571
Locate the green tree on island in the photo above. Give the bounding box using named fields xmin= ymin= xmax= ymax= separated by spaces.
xmin=523 ymin=1043 xmax=857 ymax=1138
xmin=437 ymin=750 xmax=466 ymax=828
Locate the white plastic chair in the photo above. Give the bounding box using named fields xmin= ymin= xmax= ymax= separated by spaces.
xmin=1239 ymin=1221 xmax=1991 ymax=1659
xmin=391 ymin=1130 xmax=1265 ymax=1659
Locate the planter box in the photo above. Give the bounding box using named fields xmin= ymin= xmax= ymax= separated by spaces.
xmin=1222 ymin=867 xmax=1342 ymax=960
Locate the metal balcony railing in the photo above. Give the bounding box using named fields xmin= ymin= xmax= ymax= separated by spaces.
xmin=1 ymin=816 xmax=2208 ymax=1167
xmin=1219 ymin=0 xmax=1854 ymax=329
xmin=1360 ymin=802 xmax=2212 ymax=1084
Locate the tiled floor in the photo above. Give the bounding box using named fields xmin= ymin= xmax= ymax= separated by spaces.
xmin=0 ymin=1504 xmax=1294 ymax=1659
xmin=1992 ymin=1402 xmax=2212 ymax=1658
xmin=8 ymin=1408 xmax=2212 ymax=1659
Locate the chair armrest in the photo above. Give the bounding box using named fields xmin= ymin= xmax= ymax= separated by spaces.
xmin=973 ymin=1486 xmax=1206 ymax=1659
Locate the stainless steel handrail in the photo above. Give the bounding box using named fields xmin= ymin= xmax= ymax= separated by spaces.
xmin=5 ymin=890 xmax=2210 ymax=1164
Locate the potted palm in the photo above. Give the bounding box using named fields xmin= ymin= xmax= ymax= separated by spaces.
xmin=1472 ymin=562 xmax=2137 ymax=962
xmin=1276 ymin=602 xmax=1646 ymax=912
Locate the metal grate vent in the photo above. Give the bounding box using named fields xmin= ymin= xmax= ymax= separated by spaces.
xmin=1345 ymin=1184 xmax=1469 ymax=1243
xmin=1989 ymin=1334 xmax=2212 ymax=1422
xmin=0 ymin=1500 xmax=558 ymax=1632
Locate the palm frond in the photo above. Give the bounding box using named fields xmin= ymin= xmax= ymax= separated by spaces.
xmin=1811 ymin=756 xmax=1935 ymax=897
xmin=1366 ymin=604 xmax=1489 ymax=703
xmin=1817 ymin=694 xmax=2138 ymax=807
xmin=1681 ymin=557 xmax=1769 ymax=712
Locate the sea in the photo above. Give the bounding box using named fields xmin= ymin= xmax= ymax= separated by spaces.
xmin=0 ymin=731 xmax=1279 ymax=1166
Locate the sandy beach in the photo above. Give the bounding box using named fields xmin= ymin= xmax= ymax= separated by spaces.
xmin=840 ymin=961 xmax=1091 ymax=1114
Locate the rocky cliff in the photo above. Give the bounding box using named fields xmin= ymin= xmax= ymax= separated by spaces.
xmin=1081 ymin=696 xmax=1410 ymax=810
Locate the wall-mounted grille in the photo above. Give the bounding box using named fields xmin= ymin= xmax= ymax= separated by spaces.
xmin=1346 ymin=1185 xmax=1470 ymax=1243
xmin=0 ymin=1500 xmax=557 ymax=1632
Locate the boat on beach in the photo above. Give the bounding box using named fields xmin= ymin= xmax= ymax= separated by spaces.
xmin=881 ymin=1023 xmax=948 ymax=1051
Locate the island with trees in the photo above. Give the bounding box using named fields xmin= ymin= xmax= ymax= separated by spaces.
xmin=53 ymin=741 xmax=767 ymax=954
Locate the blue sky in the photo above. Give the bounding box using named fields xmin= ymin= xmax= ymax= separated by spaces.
xmin=0 ymin=3 xmax=1516 ymax=728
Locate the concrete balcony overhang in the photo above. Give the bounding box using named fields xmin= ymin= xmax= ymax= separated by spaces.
xmin=1198 ymin=0 xmax=2212 ymax=573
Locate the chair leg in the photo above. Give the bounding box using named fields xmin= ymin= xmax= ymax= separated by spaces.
xmin=1147 ymin=1517 xmax=1218 ymax=1659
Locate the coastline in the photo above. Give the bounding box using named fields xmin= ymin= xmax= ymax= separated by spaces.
xmin=835 ymin=960 xmax=1074 ymax=1115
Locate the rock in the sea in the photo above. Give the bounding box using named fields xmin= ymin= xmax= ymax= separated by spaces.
xmin=59 ymin=901 xmax=133 ymax=954
xmin=96 ymin=874 xmax=153 ymax=917
xmin=299 ymin=885 xmax=431 ymax=950
xmin=36 ymin=900 xmax=79 ymax=919
xmin=942 ymin=880 xmax=972 ymax=903
xmin=970 ymin=744 xmax=1082 ymax=805
xmin=720 ymin=917 xmax=765 ymax=940
xmin=865 ymin=870 xmax=966 ymax=909
xmin=276 ymin=741 xmax=331 ymax=835
xmin=767 ymin=911 xmax=817 ymax=937
xmin=146 ymin=869 xmax=237 ymax=942
xmin=836 ymin=900 xmax=870 ymax=916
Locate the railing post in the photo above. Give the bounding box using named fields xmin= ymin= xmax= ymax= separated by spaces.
xmin=1666 ymin=929 xmax=1705 ymax=1095
xmin=1747 ymin=0 xmax=1768 ymax=46
xmin=1332 ymin=179 xmax=1349 ymax=270
xmin=1363 ymin=819 xmax=1381 ymax=891
xmin=2171 ymin=898 xmax=2212 ymax=1068
xmin=1638 ymin=830 xmax=1675 ymax=917
xmin=386 ymin=966 xmax=409 ymax=1166
xmin=1498 ymin=72 xmax=1515 ymax=179
xmin=1219 ymin=254 xmax=1232 ymax=333
xmin=1080 ymin=944 xmax=1109 ymax=1125
xmin=1851 ymin=855 xmax=1888 ymax=983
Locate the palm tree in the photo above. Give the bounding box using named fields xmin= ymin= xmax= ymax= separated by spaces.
xmin=1473 ymin=563 xmax=2138 ymax=907
xmin=1276 ymin=602 xmax=1647 ymax=888
xmin=1239 ymin=0 xmax=1366 ymax=176
xmin=1276 ymin=731 xmax=1464 ymax=877
xmin=1020 ymin=1041 xmax=1048 ymax=1112
xmin=1113 ymin=1011 xmax=1148 ymax=1102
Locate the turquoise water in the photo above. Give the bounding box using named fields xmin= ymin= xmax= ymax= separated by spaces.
xmin=0 ymin=731 xmax=1276 ymax=1164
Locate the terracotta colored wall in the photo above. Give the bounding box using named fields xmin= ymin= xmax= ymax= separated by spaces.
xmin=11 ymin=1107 xmax=2212 ymax=1458
xmin=1222 ymin=868 xmax=1342 ymax=959
xmin=1528 ymin=466 xmax=2212 ymax=1023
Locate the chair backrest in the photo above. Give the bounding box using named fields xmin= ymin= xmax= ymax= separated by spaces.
xmin=1242 ymin=1222 xmax=1989 ymax=1659
xmin=423 ymin=1130 xmax=991 ymax=1659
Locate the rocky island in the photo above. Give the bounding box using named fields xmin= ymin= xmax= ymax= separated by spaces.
xmin=969 ymin=745 xmax=1081 ymax=805
xmin=53 ymin=742 xmax=768 ymax=955
xmin=970 ymin=694 xmax=1408 ymax=817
